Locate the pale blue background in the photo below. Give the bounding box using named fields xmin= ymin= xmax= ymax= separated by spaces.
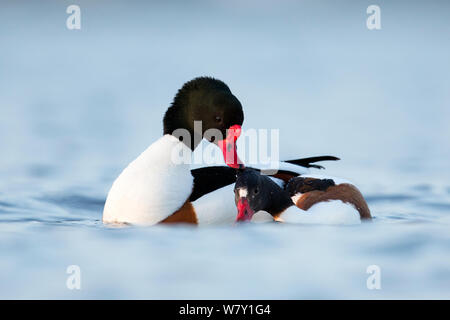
xmin=0 ymin=0 xmax=449 ymax=298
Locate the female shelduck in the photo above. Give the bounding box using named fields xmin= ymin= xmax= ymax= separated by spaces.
xmin=103 ymin=77 xmax=337 ymax=226
xmin=234 ymin=169 xmax=371 ymax=224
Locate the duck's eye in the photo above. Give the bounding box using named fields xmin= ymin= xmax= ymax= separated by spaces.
xmin=214 ymin=116 xmax=222 ymax=123
xmin=254 ymin=188 xmax=259 ymax=195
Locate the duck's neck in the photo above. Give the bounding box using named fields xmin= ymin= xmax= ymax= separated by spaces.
xmin=163 ymin=105 xmax=202 ymax=151
xmin=264 ymin=180 xmax=295 ymax=217
xmin=156 ymin=134 xmax=194 ymax=170
xmin=166 ymin=131 xmax=201 ymax=152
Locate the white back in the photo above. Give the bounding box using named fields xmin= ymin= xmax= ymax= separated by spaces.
xmin=259 ymin=161 xmax=309 ymax=176
xmin=103 ymin=135 xmax=193 ymax=225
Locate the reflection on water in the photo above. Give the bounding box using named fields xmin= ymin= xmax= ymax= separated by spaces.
xmin=0 ymin=1 xmax=449 ymax=299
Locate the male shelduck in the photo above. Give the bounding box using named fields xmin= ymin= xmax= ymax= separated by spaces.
xmin=234 ymin=169 xmax=371 ymax=224
xmin=103 ymin=77 xmax=339 ymax=226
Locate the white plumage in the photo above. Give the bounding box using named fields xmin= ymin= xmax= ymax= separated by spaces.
xmin=103 ymin=135 xmax=193 ymax=225
xmin=193 ymin=184 xmax=237 ymax=225
xmin=274 ymin=200 xmax=361 ymax=225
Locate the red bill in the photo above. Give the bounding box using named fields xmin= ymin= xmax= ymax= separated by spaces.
xmin=218 ymin=124 xmax=244 ymax=169
xmin=236 ymin=197 xmax=254 ymax=222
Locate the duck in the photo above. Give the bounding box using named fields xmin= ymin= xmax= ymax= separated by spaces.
xmin=103 ymin=77 xmax=340 ymax=226
xmin=234 ymin=169 xmax=371 ymax=224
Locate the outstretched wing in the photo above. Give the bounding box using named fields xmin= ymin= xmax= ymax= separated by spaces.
xmin=189 ymin=155 xmax=339 ymax=201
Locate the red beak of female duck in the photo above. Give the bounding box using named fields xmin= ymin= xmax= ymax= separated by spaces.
xmin=236 ymin=198 xmax=254 ymax=222
xmin=218 ymin=124 xmax=244 ymax=169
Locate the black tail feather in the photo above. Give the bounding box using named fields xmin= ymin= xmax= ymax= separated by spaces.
xmin=284 ymin=156 xmax=340 ymax=169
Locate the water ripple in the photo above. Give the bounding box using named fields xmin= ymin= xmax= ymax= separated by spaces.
xmin=37 ymin=194 xmax=105 ymax=213
xmin=365 ymin=194 xmax=416 ymax=203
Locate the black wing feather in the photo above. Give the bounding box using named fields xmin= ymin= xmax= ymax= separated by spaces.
xmin=189 ymin=166 xmax=238 ymax=201
xmin=189 ymin=155 xmax=340 ymax=201
xmin=284 ymin=156 xmax=340 ymax=169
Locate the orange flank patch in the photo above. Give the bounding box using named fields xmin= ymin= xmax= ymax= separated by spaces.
xmin=294 ymin=183 xmax=372 ymax=220
xmin=159 ymin=200 xmax=198 ymax=225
